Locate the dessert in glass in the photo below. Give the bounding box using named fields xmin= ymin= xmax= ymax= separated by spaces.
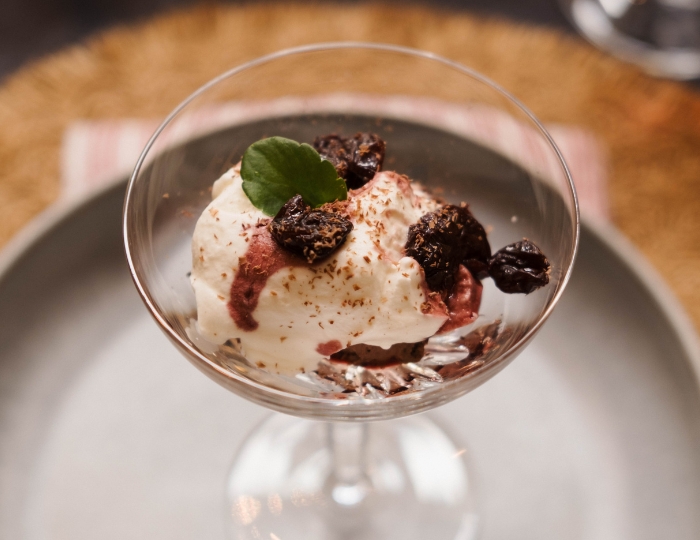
xmin=123 ymin=43 xmax=579 ymax=540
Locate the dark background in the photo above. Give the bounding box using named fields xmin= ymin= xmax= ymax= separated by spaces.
xmin=0 ymin=0 xmax=573 ymax=81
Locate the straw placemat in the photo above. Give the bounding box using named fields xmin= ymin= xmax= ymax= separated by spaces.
xmin=0 ymin=3 xmax=699 ymax=327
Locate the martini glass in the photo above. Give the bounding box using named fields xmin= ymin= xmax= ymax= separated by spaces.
xmin=123 ymin=43 xmax=578 ymax=540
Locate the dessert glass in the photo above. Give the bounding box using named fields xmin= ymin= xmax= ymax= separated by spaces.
xmin=123 ymin=43 xmax=579 ymax=540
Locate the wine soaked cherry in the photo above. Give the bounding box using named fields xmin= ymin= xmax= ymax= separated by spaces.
xmin=268 ymin=195 xmax=353 ymax=263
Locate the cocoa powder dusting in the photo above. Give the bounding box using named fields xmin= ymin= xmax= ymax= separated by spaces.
xmin=393 ymin=173 xmax=414 ymax=198
xmin=418 ymin=267 xmax=449 ymax=318
xmin=227 ymin=228 xmax=298 ymax=331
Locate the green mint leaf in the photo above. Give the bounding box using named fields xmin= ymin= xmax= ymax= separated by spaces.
xmin=240 ymin=136 xmax=347 ymax=216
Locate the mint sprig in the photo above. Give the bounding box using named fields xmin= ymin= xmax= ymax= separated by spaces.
xmin=240 ymin=136 xmax=347 ymax=216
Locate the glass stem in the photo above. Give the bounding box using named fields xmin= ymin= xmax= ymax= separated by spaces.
xmin=325 ymin=422 xmax=371 ymax=507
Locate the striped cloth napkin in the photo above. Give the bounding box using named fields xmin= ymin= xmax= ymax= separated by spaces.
xmin=61 ymin=96 xmax=608 ymax=221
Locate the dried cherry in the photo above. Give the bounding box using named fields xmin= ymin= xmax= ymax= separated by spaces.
xmin=405 ymin=204 xmax=491 ymax=292
xmin=346 ymin=132 xmax=386 ymax=188
xmin=488 ymin=239 xmax=550 ymax=294
xmin=312 ymin=134 xmax=350 ymax=180
xmin=313 ymin=132 xmax=386 ymax=189
xmin=268 ymin=195 xmax=353 ymax=263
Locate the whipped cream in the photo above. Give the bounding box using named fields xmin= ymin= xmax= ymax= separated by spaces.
xmin=190 ymin=166 xmax=450 ymax=373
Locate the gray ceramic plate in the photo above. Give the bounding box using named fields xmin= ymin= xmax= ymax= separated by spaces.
xmin=1 ymin=179 xmax=699 ymax=540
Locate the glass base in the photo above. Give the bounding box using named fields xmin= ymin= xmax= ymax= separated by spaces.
xmin=226 ymin=414 xmax=479 ymax=540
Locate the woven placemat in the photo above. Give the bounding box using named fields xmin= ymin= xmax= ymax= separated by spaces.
xmin=0 ymin=3 xmax=699 ymax=327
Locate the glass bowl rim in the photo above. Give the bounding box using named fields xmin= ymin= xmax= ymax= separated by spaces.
xmin=123 ymin=41 xmax=580 ymax=409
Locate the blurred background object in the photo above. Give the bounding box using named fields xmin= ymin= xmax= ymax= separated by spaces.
xmin=560 ymin=0 xmax=700 ymax=79
xmin=0 ymin=0 xmax=574 ymax=81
